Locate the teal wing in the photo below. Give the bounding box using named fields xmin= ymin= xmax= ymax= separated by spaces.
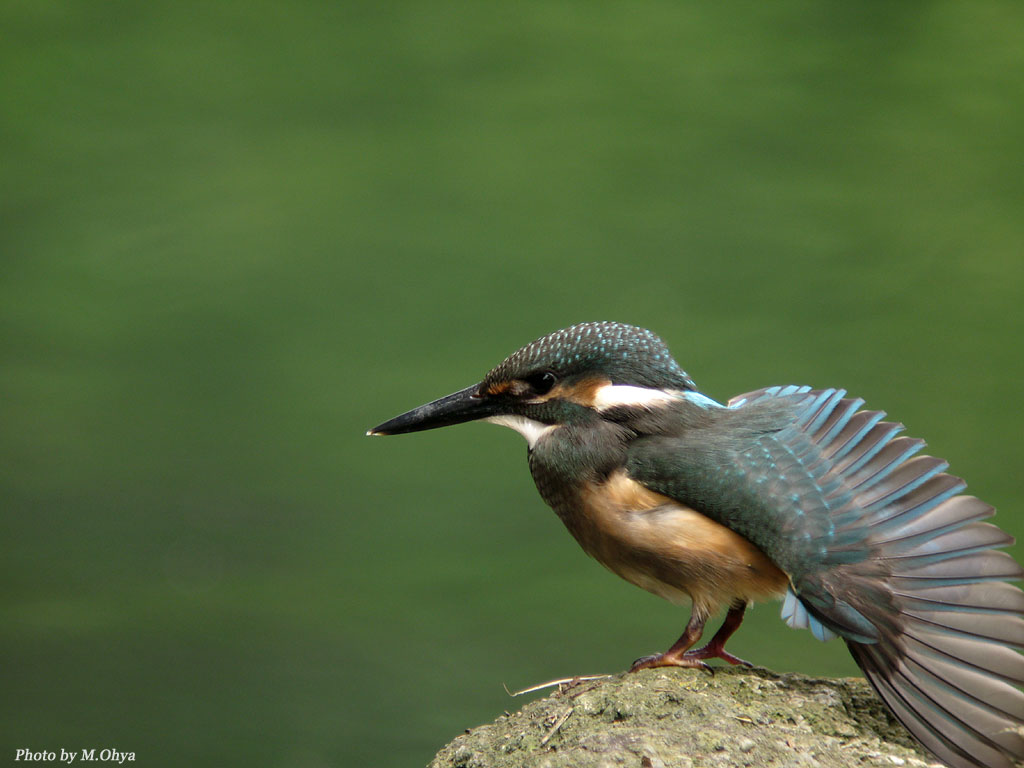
xmin=625 ymin=386 xmax=1024 ymax=768
xmin=626 ymin=386 xmax=910 ymax=640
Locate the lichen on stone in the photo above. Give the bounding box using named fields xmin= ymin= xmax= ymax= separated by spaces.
xmin=429 ymin=667 xmax=939 ymax=768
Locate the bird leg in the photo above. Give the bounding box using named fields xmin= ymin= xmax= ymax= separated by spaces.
xmin=629 ymin=601 xmax=752 ymax=673
xmin=680 ymin=601 xmax=752 ymax=667
xmin=629 ymin=609 xmax=710 ymax=672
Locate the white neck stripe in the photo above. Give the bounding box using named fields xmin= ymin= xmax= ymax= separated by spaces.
xmin=592 ymin=384 xmax=679 ymax=411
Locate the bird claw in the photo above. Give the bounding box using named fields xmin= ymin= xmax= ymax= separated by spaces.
xmin=682 ymin=644 xmax=753 ymax=668
xmin=628 ymin=653 xmax=713 ymax=674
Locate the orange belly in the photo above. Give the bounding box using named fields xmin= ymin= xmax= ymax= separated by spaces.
xmin=575 ymin=470 xmax=789 ymax=615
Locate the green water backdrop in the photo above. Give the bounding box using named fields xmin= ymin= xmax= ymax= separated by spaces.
xmin=3 ymin=2 xmax=1023 ymax=766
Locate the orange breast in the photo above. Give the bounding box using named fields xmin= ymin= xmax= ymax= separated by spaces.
xmin=575 ymin=470 xmax=788 ymax=615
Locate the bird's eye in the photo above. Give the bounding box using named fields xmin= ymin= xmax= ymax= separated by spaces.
xmin=526 ymin=371 xmax=557 ymax=396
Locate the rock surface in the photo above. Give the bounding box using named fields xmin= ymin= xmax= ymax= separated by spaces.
xmin=429 ymin=666 xmax=941 ymax=768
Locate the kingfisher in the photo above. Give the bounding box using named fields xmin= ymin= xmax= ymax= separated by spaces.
xmin=368 ymin=321 xmax=1024 ymax=768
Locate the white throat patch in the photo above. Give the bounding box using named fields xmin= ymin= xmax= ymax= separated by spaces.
xmin=485 ymin=414 xmax=557 ymax=449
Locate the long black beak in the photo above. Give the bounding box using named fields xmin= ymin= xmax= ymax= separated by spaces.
xmin=367 ymin=384 xmax=499 ymax=436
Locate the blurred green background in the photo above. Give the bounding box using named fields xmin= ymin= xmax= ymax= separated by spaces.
xmin=3 ymin=2 xmax=1022 ymax=766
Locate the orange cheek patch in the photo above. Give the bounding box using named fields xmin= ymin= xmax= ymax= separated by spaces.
xmin=543 ymin=377 xmax=611 ymax=406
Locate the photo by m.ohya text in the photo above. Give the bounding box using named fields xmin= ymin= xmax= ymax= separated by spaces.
xmin=15 ymin=749 xmax=134 ymax=764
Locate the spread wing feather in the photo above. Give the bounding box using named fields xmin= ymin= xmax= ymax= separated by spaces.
xmin=625 ymin=387 xmax=1024 ymax=768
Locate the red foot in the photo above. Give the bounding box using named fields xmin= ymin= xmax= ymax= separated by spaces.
xmin=629 ymin=602 xmax=753 ymax=674
xmin=682 ymin=643 xmax=752 ymax=667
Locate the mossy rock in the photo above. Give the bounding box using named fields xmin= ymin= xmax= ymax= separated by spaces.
xmin=430 ymin=667 xmax=939 ymax=768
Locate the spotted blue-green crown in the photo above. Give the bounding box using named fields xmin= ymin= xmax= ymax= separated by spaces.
xmin=484 ymin=322 xmax=696 ymax=391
